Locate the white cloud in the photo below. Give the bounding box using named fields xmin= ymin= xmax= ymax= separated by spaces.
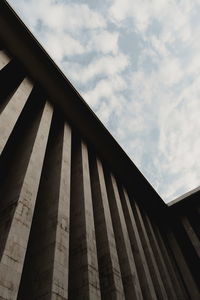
xmin=88 ymin=30 xmax=119 ymax=55
xmin=43 ymin=32 xmax=85 ymax=62
xmin=11 ymin=0 xmax=106 ymax=31
xmin=83 ymin=75 xmax=127 ymax=107
xmin=63 ymin=53 xmax=129 ymax=83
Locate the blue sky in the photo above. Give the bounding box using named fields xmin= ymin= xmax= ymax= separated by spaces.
xmin=8 ymin=0 xmax=200 ymax=203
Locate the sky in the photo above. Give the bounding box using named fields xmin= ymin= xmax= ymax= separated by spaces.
xmin=8 ymin=0 xmax=200 ymax=203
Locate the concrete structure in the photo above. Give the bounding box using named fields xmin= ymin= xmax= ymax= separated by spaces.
xmin=0 ymin=1 xmax=199 ymax=299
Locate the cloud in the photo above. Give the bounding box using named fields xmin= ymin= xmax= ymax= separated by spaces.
xmin=11 ymin=0 xmax=106 ymax=31
xmin=88 ymin=30 xmax=119 ymax=55
xmin=63 ymin=53 xmax=129 ymax=83
xmin=83 ymin=75 xmax=127 ymax=107
xmin=42 ymin=32 xmax=86 ymax=62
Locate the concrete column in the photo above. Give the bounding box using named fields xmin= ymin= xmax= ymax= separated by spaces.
xmin=52 ymin=122 xmax=71 ymax=299
xmin=0 ymin=77 xmax=33 ymax=154
xmin=133 ymin=202 xmax=168 ymax=300
xmin=142 ymin=212 xmax=177 ymax=300
xmin=105 ymin=172 xmax=143 ymax=300
xmin=17 ymin=113 xmax=71 ymax=300
xmin=0 ymin=50 xmax=11 ymax=70
xmin=181 ymin=216 xmax=200 ymax=259
xmin=154 ymin=225 xmax=189 ymax=300
xmin=68 ymin=137 xmax=101 ymax=299
xmin=0 ymin=101 xmax=53 ymax=300
xmin=89 ymin=155 xmax=125 ymax=299
xmin=167 ymin=230 xmax=200 ymax=300
xmin=119 ymin=188 xmax=157 ymax=300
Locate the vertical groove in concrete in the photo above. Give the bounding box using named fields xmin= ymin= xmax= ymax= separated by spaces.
xmin=0 ymin=77 xmax=33 ymax=154
xmin=105 ymin=172 xmax=143 ymax=300
xmin=68 ymin=136 xmax=101 ymax=300
xmin=181 ymin=216 xmax=200 ymax=259
xmin=119 ymin=187 xmax=157 ymax=300
xmin=0 ymin=50 xmax=11 ymax=70
xmin=0 ymin=59 xmax=25 ymax=112
xmin=0 ymin=101 xmax=53 ymax=300
xmin=17 ymin=111 xmax=71 ymax=300
xmin=142 ymin=212 xmax=177 ymax=300
xmin=133 ymin=202 xmax=168 ymax=300
xmin=167 ymin=230 xmax=200 ymax=300
xmin=89 ymin=154 xmax=125 ymax=300
xmin=154 ymin=225 xmax=189 ymax=300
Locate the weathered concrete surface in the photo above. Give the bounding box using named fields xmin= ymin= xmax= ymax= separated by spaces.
xmin=0 ymin=101 xmax=53 ymax=300
xmin=16 ymin=114 xmax=71 ymax=300
xmin=52 ymin=121 xmax=71 ymax=299
xmin=105 ymin=172 xmax=143 ymax=300
xmin=119 ymin=188 xmax=157 ymax=300
xmin=167 ymin=230 xmax=200 ymax=300
xmin=133 ymin=202 xmax=168 ymax=299
xmin=68 ymin=138 xmax=101 ymax=299
xmin=90 ymin=155 xmax=125 ymax=300
xmin=142 ymin=212 xmax=177 ymax=300
xmin=154 ymin=225 xmax=189 ymax=299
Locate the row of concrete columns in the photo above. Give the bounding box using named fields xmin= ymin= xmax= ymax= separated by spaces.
xmin=0 ymin=49 xmax=199 ymax=300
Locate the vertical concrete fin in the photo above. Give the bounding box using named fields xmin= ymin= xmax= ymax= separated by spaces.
xmin=0 ymin=100 xmax=53 ymax=300
xmin=0 ymin=87 xmax=47 ymax=258
xmin=0 ymin=50 xmax=11 ymax=70
xmin=167 ymin=231 xmax=200 ymax=300
xmin=154 ymin=225 xmax=189 ymax=300
xmin=0 ymin=77 xmax=33 ymax=154
xmin=17 ymin=111 xmax=71 ymax=300
xmin=68 ymin=135 xmax=101 ymax=300
xmin=181 ymin=216 xmax=200 ymax=259
xmin=119 ymin=187 xmax=157 ymax=300
xmin=141 ymin=212 xmax=177 ymax=300
xmin=89 ymin=153 xmax=125 ymax=299
xmin=52 ymin=120 xmax=71 ymax=299
xmin=133 ymin=202 xmax=168 ymax=300
xmin=104 ymin=171 xmax=143 ymax=300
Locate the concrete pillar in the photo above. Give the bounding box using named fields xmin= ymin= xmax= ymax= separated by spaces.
xmin=89 ymin=155 xmax=125 ymax=299
xmin=181 ymin=216 xmax=200 ymax=259
xmin=105 ymin=172 xmax=143 ymax=300
xmin=167 ymin=230 xmax=200 ymax=300
xmin=52 ymin=122 xmax=71 ymax=299
xmin=68 ymin=137 xmax=101 ymax=299
xmin=154 ymin=225 xmax=189 ymax=299
xmin=119 ymin=188 xmax=157 ymax=299
xmin=0 ymin=101 xmax=53 ymax=300
xmin=17 ymin=112 xmax=71 ymax=300
xmin=133 ymin=202 xmax=168 ymax=299
xmin=142 ymin=212 xmax=177 ymax=300
xmin=0 ymin=77 xmax=33 ymax=154
xmin=0 ymin=50 xmax=11 ymax=70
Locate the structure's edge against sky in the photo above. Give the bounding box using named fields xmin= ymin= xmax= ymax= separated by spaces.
xmin=6 ymin=0 xmax=200 ymax=205
xmin=0 ymin=0 xmax=171 ymax=214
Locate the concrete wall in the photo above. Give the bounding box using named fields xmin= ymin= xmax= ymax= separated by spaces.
xmin=0 ymin=45 xmax=199 ymax=300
